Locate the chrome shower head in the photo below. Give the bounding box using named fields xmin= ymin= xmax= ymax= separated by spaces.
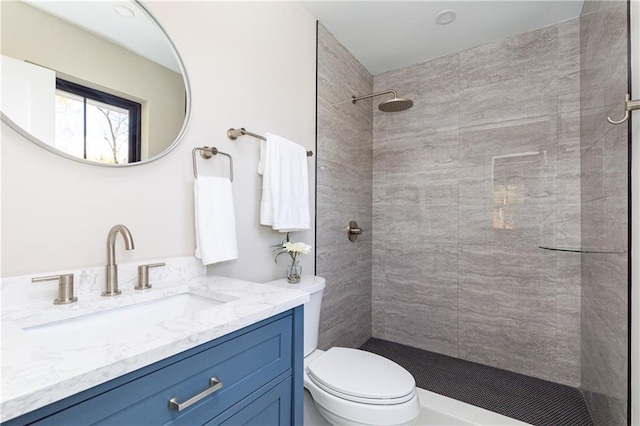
xmin=351 ymin=90 xmax=413 ymax=113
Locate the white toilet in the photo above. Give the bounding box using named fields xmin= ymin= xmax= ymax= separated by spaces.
xmin=264 ymin=276 xmax=420 ymax=426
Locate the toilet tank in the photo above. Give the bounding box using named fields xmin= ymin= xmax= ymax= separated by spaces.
xmin=263 ymin=275 xmax=326 ymax=357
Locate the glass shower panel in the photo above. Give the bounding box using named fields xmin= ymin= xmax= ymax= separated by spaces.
xmin=579 ymin=0 xmax=629 ymax=424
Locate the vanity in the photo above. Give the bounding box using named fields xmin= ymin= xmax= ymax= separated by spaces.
xmin=0 ymin=263 xmax=308 ymax=425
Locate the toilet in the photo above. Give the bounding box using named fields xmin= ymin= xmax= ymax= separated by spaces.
xmin=264 ymin=276 xmax=420 ymax=426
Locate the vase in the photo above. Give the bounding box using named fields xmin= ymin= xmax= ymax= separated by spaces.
xmin=287 ymin=260 xmax=302 ymax=284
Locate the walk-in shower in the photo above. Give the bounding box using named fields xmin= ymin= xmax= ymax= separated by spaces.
xmin=316 ymin=0 xmax=631 ymax=420
xmin=351 ymin=90 xmax=413 ymax=112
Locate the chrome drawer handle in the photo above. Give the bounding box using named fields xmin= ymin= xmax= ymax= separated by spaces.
xmin=168 ymin=376 xmax=224 ymax=411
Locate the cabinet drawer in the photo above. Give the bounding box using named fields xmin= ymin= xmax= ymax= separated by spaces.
xmin=35 ymin=315 xmax=293 ymax=425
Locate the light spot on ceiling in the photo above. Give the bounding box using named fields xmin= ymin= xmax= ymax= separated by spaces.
xmin=435 ymin=10 xmax=457 ymax=25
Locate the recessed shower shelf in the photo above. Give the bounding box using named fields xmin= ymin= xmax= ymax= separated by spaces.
xmin=538 ymin=246 xmax=626 ymax=254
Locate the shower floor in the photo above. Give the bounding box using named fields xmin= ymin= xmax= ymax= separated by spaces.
xmin=360 ymin=338 xmax=593 ymax=426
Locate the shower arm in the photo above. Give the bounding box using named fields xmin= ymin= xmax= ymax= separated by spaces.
xmin=352 ymin=90 xmax=398 ymax=104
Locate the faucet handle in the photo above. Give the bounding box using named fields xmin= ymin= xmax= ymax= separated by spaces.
xmin=32 ymin=273 xmax=78 ymax=305
xmin=136 ymin=263 xmax=166 ymax=290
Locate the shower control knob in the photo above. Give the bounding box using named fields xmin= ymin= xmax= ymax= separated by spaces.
xmin=344 ymin=221 xmax=364 ymax=242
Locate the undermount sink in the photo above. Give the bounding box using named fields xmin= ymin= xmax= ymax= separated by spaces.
xmin=23 ymin=293 xmax=226 ymax=351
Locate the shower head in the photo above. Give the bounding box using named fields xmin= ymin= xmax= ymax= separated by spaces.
xmin=351 ymin=90 xmax=413 ymax=112
xmin=378 ymin=96 xmax=414 ymax=112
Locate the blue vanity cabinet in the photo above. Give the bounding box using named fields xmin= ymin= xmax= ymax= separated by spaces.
xmin=4 ymin=306 xmax=303 ymax=426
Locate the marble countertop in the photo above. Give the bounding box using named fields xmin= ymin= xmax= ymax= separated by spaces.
xmin=0 ymin=275 xmax=308 ymax=422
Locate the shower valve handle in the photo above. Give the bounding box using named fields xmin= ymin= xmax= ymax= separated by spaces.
xmin=344 ymin=221 xmax=364 ymax=242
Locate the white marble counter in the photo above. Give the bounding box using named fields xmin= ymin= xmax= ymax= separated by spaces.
xmin=0 ymin=274 xmax=308 ymax=422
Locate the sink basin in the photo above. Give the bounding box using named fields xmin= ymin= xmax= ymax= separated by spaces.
xmin=23 ymin=293 xmax=225 ymax=351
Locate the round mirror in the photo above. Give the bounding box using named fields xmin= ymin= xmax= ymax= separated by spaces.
xmin=0 ymin=0 xmax=190 ymax=167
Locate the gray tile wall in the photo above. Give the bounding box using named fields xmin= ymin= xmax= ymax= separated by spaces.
xmin=372 ymin=21 xmax=583 ymax=386
xmin=579 ymin=1 xmax=629 ymax=424
xmin=316 ymin=24 xmax=373 ymax=349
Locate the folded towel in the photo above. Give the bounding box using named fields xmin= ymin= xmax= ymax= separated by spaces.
xmin=260 ymin=133 xmax=310 ymax=232
xmin=194 ymin=176 xmax=239 ymax=265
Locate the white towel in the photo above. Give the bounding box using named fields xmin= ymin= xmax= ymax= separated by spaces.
xmin=194 ymin=176 xmax=239 ymax=265
xmin=259 ymin=133 xmax=310 ymax=232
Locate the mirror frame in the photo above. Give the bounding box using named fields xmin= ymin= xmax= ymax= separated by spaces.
xmin=0 ymin=0 xmax=191 ymax=168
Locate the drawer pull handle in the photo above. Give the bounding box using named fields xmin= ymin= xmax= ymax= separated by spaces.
xmin=168 ymin=376 xmax=224 ymax=411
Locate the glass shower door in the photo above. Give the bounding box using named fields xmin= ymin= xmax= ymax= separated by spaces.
xmin=580 ymin=1 xmax=631 ymax=425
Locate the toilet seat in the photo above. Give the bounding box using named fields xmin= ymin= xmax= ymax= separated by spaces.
xmin=304 ymin=348 xmax=420 ymax=426
xmin=307 ymin=347 xmax=417 ymax=405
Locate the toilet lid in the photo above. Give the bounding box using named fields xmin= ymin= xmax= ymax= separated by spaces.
xmin=307 ymin=347 xmax=416 ymax=403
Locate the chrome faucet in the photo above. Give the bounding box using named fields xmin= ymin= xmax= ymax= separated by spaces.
xmin=102 ymin=224 xmax=135 ymax=296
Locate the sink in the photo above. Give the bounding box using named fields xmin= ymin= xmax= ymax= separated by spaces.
xmin=23 ymin=293 xmax=225 ymax=351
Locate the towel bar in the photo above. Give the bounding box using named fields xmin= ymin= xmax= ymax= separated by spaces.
xmin=192 ymin=146 xmax=233 ymax=180
xmin=227 ymin=127 xmax=313 ymax=157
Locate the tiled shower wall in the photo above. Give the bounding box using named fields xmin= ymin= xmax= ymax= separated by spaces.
xmin=316 ymin=24 xmax=373 ymax=349
xmin=579 ymin=0 xmax=628 ymax=423
xmin=371 ymin=20 xmax=583 ymax=386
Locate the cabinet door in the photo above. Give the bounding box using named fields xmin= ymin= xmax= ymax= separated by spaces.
xmin=208 ymin=377 xmax=292 ymax=426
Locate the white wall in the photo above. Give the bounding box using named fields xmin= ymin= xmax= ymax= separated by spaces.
xmin=0 ymin=1 xmax=317 ymax=283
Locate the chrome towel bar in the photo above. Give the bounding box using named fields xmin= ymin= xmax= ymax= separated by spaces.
xmin=192 ymin=146 xmax=233 ymax=180
xmin=227 ymin=127 xmax=313 ymax=157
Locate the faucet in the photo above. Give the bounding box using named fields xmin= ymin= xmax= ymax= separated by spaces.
xmin=102 ymin=224 xmax=135 ymax=296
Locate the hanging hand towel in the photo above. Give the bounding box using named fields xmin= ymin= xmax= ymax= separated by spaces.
xmin=260 ymin=133 xmax=310 ymax=232
xmin=194 ymin=176 xmax=239 ymax=265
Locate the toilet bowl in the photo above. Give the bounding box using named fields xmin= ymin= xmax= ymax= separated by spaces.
xmin=264 ymin=276 xmax=420 ymax=426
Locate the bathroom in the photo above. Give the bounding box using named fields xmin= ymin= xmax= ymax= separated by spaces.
xmin=0 ymin=0 xmax=638 ymax=425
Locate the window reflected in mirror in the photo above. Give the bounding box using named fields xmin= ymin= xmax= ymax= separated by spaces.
xmin=55 ymin=79 xmax=141 ymax=164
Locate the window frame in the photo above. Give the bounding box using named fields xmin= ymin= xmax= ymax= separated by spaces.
xmin=55 ymin=78 xmax=142 ymax=163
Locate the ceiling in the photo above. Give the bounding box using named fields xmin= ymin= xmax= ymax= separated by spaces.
xmin=23 ymin=1 xmax=584 ymax=77
xmin=24 ymin=0 xmax=180 ymax=73
xmin=300 ymin=1 xmax=584 ymax=75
